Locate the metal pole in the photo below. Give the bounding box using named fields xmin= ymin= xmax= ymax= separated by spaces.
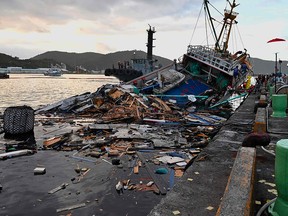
xmin=275 ymin=53 xmax=278 ymax=92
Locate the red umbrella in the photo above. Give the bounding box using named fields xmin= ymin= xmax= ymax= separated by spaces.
xmin=267 ymin=38 xmax=286 ymax=43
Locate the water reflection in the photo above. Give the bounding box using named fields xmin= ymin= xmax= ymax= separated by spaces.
xmin=0 ymin=74 xmax=119 ymax=112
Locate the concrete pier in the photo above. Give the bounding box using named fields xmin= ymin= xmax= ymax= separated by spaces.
xmin=150 ymin=91 xmax=286 ymax=216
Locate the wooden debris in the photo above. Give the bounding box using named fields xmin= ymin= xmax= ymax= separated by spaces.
xmin=56 ymin=203 xmax=86 ymax=213
xmin=48 ymin=183 xmax=69 ymax=194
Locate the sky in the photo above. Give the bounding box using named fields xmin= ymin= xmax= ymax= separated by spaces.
xmin=0 ymin=0 xmax=287 ymax=62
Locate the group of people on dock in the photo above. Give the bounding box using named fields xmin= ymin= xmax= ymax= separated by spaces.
xmin=254 ymin=73 xmax=287 ymax=93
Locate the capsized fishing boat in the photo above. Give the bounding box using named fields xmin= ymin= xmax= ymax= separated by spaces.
xmin=127 ymin=0 xmax=253 ymax=108
xmin=104 ymin=25 xmax=162 ymax=82
xmin=181 ymin=0 xmax=253 ymax=93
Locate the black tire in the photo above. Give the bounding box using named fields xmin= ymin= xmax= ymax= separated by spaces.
xmin=3 ymin=105 xmax=34 ymax=135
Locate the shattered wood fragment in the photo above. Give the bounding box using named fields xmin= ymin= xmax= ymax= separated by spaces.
xmin=56 ymin=203 xmax=86 ymax=213
xmin=152 ymin=96 xmax=172 ymax=112
xmin=134 ymin=165 xmax=139 ymax=174
xmin=92 ymin=97 xmax=105 ymax=108
xmin=108 ymin=88 xmax=125 ymax=100
xmin=48 ymin=183 xmax=69 ymax=194
xmin=43 ymin=136 xmax=62 ymax=147
xmin=108 ymin=149 xmax=119 ymax=157
xmin=174 ymin=169 xmax=184 ymax=177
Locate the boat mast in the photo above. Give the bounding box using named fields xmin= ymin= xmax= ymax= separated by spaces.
xmin=204 ymin=0 xmax=219 ymax=50
xmin=215 ymin=0 xmax=239 ymax=53
xmin=146 ymin=25 xmax=156 ymax=63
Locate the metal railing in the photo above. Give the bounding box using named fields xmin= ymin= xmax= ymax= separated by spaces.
xmin=186 ymin=45 xmax=240 ymax=76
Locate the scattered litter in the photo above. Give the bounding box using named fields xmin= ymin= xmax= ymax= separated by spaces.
xmin=56 ymin=203 xmax=86 ymax=213
xmin=158 ymin=156 xmax=184 ymax=165
xmin=146 ymin=181 xmax=154 ymax=187
xmin=48 ymin=183 xmax=69 ymax=194
xmin=268 ymin=189 xmax=278 ymax=195
xmin=187 ymin=178 xmax=193 ymax=182
xmin=255 ymin=200 xmax=262 ymax=205
xmin=176 ymin=161 xmax=187 ymax=167
xmin=155 ymin=168 xmax=168 ymax=174
xmin=0 ymin=149 xmax=34 ymax=160
xmin=206 ymin=206 xmax=214 ymax=210
xmin=116 ymin=181 xmax=124 ymax=194
xmin=172 ymin=210 xmax=181 ymax=215
xmin=34 ymin=167 xmax=46 ymax=175
xmin=264 ymin=182 xmax=276 ymax=187
xmin=194 ymin=172 xmax=200 ymax=175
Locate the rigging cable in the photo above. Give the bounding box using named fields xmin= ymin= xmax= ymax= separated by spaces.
xmin=189 ymin=2 xmax=204 ymax=45
xmin=207 ymin=0 xmax=224 ymax=18
xmin=235 ymin=25 xmax=245 ymax=50
xmin=204 ymin=6 xmax=209 ymax=46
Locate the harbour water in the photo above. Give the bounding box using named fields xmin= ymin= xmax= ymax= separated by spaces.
xmin=0 ymin=74 xmax=119 ymax=113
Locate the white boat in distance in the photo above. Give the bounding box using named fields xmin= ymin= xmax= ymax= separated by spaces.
xmin=44 ymin=68 xmax=62 ymax=76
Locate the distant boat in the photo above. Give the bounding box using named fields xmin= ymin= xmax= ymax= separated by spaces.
xmin=104 ymin=25 xmax=161 ymax=82
xmin=127 ymin=0 xmax=253 ymax=108
xmin=44 ymin=68 xmax=62 ymax=76
xmin=0 ymin=72 xmax=9 ymax=79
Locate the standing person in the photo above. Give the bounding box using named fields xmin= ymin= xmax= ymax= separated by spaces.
xmin=254 ymin=77 xmax=261 ymax=93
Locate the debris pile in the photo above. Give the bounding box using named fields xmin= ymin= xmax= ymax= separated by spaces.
xmin=0 ymin=83 xmax=233 ymax=201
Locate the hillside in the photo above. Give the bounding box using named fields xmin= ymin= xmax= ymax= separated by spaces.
xmin=0 ymin=53 xmax=60 ymax=69
xmin=1 ymin=51 xmax=287 ymax=75
xmin=251 ymin=58 xmax=288 ymax=75
xmin=32 ymin=50 xmax=173 ymax=71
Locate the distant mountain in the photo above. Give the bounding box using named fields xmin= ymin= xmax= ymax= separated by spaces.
xmin=0 ymin=53 xmax=60 ymax=69
xmin=32 ymin=50 xmax=173 ymax=71
xmin=1 ymin=51 xmax=286 ymax=75
xmin=251 ymin=58 xmax=288 ymax=75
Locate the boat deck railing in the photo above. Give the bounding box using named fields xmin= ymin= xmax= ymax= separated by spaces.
xmin=186 ymin=45 xmax=240 ymax=76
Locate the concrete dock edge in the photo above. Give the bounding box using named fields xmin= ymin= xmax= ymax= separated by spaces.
xmin=216 ymin=147 xmax=256 ymax=216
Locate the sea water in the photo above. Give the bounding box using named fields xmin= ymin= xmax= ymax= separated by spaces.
xmin=0 ymin=74 xmax=119 ymax=113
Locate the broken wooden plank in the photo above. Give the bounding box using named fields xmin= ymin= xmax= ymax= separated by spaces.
xmin=56 ymin=203 xmax=86 ymax=213
xmin=48 ymin=183 xmax=69 ymax=194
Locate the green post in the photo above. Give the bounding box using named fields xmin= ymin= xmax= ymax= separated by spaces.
xmin=269 ymin=139 xmax=288 ymax=215
xmin=271 ymin=94 xmax=287 ymax=117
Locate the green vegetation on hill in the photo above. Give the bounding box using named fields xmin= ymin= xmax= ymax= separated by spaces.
xmin=32 ymin=50 xmax=173 ymax=71
xmin=0 ymin=53 xmax=60 ymax=69
xmin=1 ymin=51 xmax=287 ymax=74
